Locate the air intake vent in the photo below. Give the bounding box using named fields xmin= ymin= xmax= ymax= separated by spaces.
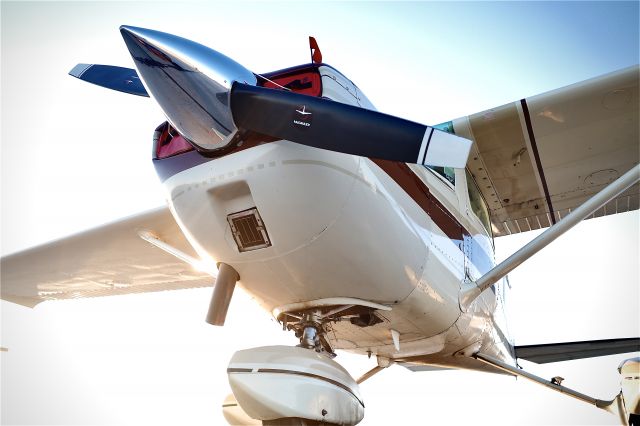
xmin=227 ymin=207 xmax=272 ymax=252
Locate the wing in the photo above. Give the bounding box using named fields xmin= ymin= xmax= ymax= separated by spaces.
xmin=515 ymin=338 xmax=640 ymax=364
xmin=447 ymin=66 xmax=639 ymax=236
xmin=1 ymin=207 xmax=213 ymax=308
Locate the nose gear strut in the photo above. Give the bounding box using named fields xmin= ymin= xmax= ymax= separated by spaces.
xmin=295 ymin=310 xmax=331 ymax=354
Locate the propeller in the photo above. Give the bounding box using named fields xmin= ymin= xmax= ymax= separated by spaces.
xmin=69 ymin=64 xmax=149 ymax=97
xmin=230 ymin=83 xmax=471 ymax=168
xmin=71 ymin=26 xmax=472 ymax=168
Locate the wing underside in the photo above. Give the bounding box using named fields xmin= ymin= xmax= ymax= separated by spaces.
xmin=0 ymin=207 xmax=213 ymax=308
xmin=450 ymin=66 xmax=639 ymax=236
xmin=515 ymin=338 xmax=640 ymax=364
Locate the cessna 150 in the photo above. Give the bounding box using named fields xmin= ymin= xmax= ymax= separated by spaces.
xmin=2 ymin=26 xmax=639 ymax=425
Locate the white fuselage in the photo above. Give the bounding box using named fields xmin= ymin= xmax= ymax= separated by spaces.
xmin=159 ymin=67 xmax=513 ymax=371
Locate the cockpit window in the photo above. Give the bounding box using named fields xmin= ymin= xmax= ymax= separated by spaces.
xmin=260 ymin=65 xmax=322 ymax=97
xmin=427 ymin=166 xmax=455 ymax=186
xmin=466 ymin=169 xmax=492 ymax=236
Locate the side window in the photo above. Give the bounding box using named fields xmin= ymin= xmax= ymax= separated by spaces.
xmin=427 ymin=166 xmax=455 ymax=186
xmin=466 ymin=169 xmax=492 ymax=236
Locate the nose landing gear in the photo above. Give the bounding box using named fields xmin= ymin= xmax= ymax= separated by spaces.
xmin=224 ymin=300 xmax=391 ymax=425
xmin=293 ymin=310 xmax=335 ymax=356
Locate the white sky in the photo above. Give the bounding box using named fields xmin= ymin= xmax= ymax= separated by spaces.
xmin=1 ymin=2 xmax=639 ymax=425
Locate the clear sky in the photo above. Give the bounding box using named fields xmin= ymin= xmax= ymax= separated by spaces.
xmin=1 ymin=1 xmax=638 ymax=425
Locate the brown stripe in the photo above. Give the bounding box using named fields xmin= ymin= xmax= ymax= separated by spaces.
xmin=520 ymin=99 xmax=556 ymax=224
xmin=255 ymin=368 xmax=364 ymax=407
xmin=227 ymin=368 xmax=253 ymax=373
xmin=370 ymin=159 xmax=466 ymax=240
xmin=229 ymin=367 xmax=364 ymax=407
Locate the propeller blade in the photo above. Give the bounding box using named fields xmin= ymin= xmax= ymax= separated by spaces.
xmin=69 ymin=64 xmax=149 ymax=97
xmin=230 ymin=83 xmax=472 ymax=168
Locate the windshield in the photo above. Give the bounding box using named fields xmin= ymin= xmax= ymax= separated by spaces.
xmin=260 ymin=65 xmax=322 ymax=97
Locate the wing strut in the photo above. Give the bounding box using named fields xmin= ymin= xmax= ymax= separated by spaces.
xmin=356 ymin=366 xmax=385 ymax=384
xmin=473 ymin=353 xmax=627 ymax=423
xmin=460 ymin=164 xmax=640 ymax=309
xmin=139 ymin=230 xmax=238 ymax=327
xmin=138 ymin=230 xmax=218 ymax=276
xmin=356 ymin=356 xmax=395 ymax=384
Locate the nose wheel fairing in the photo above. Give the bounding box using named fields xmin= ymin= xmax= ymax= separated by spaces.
xmin=228 ymin=346 xmax=364 ymax=425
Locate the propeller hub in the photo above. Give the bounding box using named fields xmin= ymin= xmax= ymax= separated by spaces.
xmin=120 ymin=25 xmax=256 ymax=150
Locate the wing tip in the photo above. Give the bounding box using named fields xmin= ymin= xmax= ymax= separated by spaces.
xmin=69 ymin=63 xmax=92 ymax=78
xmin=1 ymin=294 xmax=42 ymax=309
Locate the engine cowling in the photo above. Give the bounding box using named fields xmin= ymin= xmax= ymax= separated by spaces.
xmin=227 ymin=346 xmax=364 ymax=426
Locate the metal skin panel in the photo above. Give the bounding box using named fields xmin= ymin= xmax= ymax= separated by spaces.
xmin=455 ymin=66 xmax=640 ymax=236
xmin=466 ymin=104 xmax=546 ymax=228
xmin=164 ymin=142 xmax=430 ymax=316
xmin=527 ymin=67 xmax=640 ymax=216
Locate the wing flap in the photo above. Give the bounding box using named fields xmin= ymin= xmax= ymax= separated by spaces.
xmin=1 ymin=207 xmax=212 ymax=308
xmin=450 ymin=66 xmax=639 ymax=236
xmin=515 ymin=338 xmax=640 ymax=364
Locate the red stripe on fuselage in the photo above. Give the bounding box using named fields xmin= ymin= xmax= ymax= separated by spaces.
xmin=370 ymin=159 xmax=466 ymax=241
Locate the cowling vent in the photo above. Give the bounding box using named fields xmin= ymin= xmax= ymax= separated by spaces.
xmin=227 ymin=207 xmax=271 ymax=252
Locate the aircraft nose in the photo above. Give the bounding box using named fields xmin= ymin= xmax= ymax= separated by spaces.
xmin=119 ymin=25 xmax=257 ymax=150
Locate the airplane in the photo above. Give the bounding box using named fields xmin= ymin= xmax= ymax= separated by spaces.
xmin=1 ymin=25 xmax=639 ymax=426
